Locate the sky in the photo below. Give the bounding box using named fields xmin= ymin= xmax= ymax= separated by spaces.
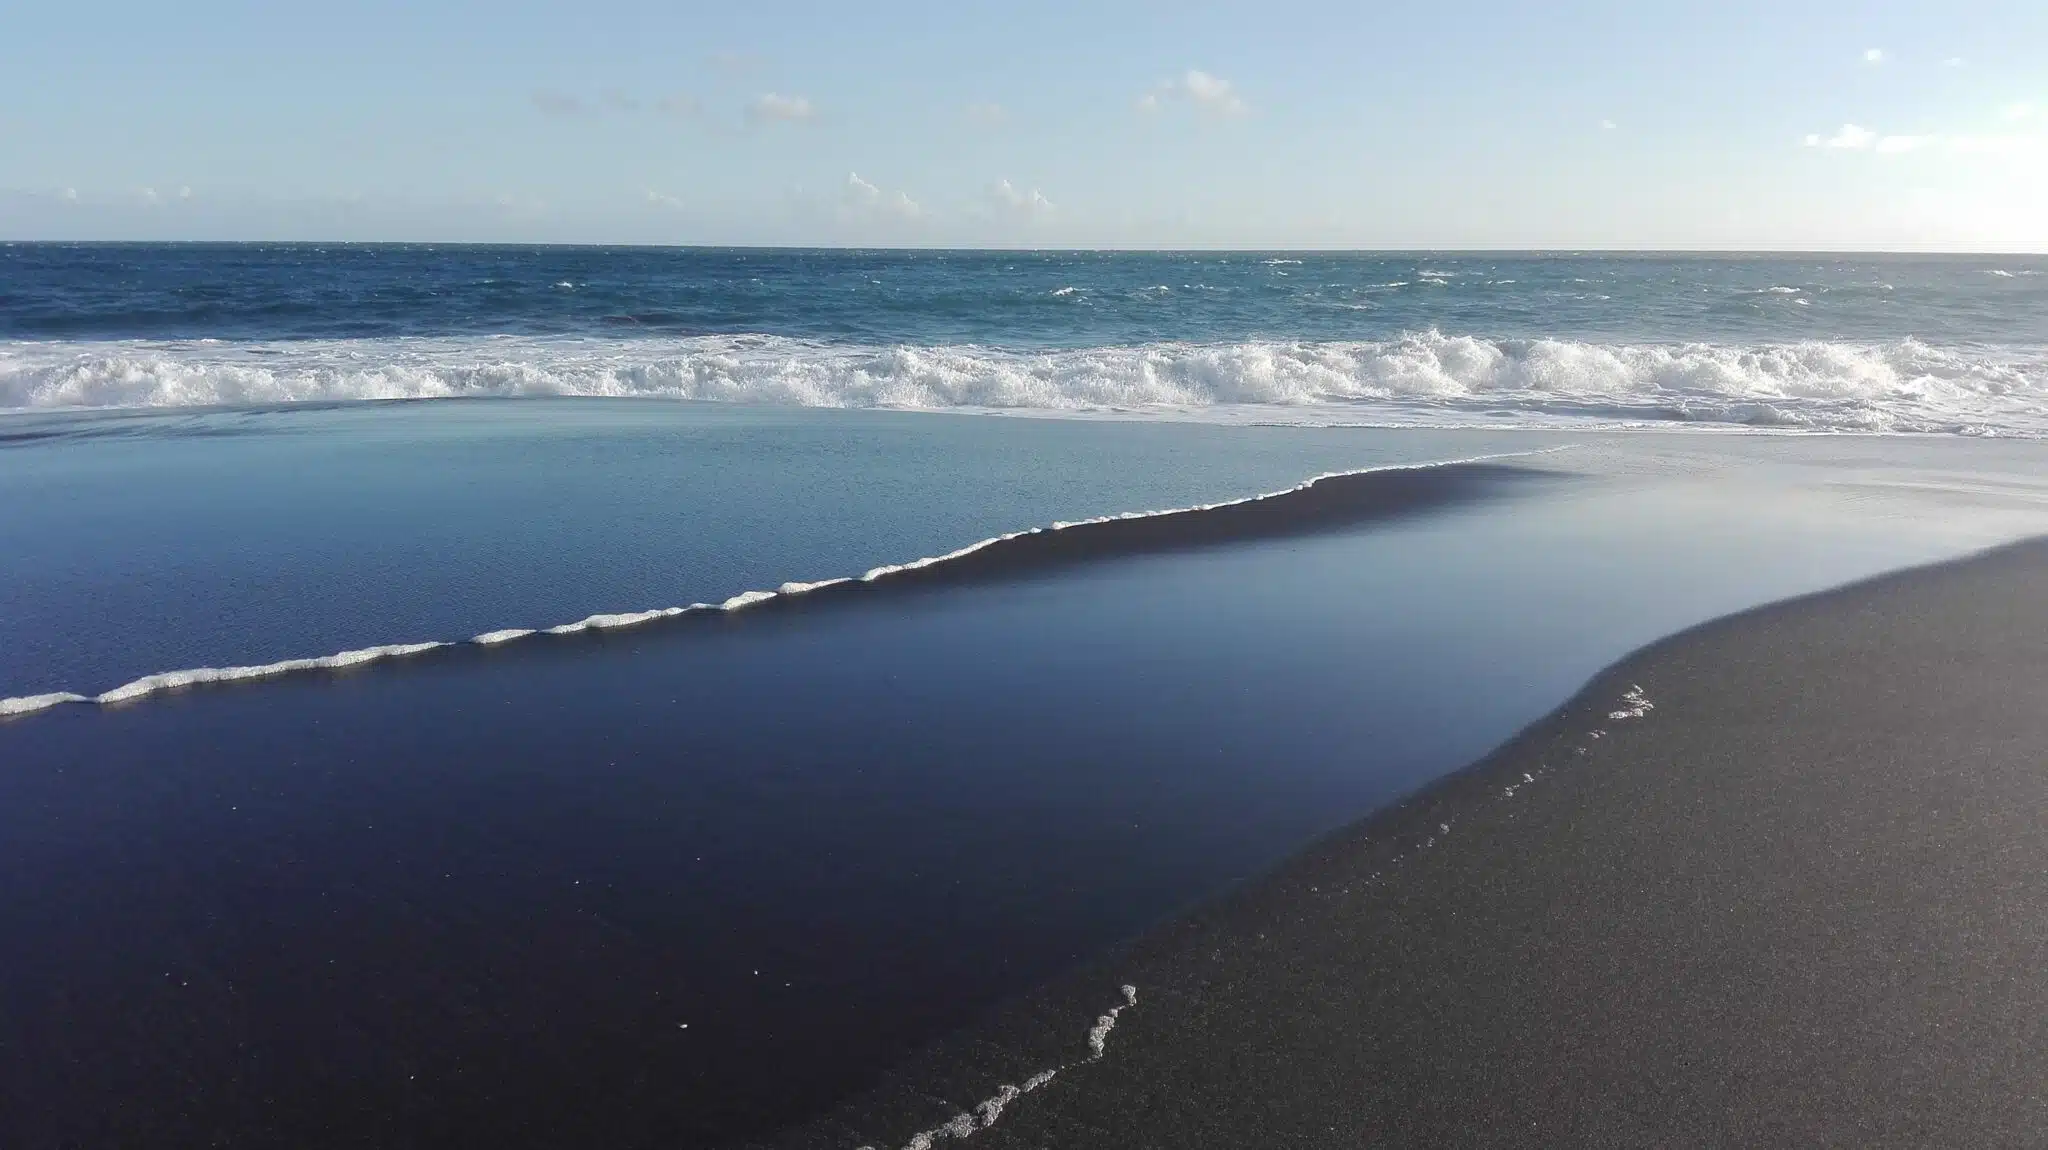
xmin=1 ymin=0 xmax=2045 ymax=249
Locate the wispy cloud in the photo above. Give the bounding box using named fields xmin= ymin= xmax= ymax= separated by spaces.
xmin=645 ymin=189 xmax=686 ymax=211
xmin=1600 ymin=118 xmax=1618 ymax=131
xmin=844 ymin=172 xmax=922 ymax=220
xmin=1802 ymin=119 xmax=2043 ymax=157
xmin=992 ymin=178 xmax=1054 ymax=218
xmin=965 ymin=102 xmax=1007 ymax=127
xmin=1805 ymin=123 xmax=1876 ymax=149
xmin=1863 ymin=48 xmax=1885 ymax=64
xmin=1942 ymin=56 xmax=1964 ymax=67
xmin=747 ymin=93 xmax=816 ymax=124
xmin=1138 ymin=70 xmax=1248 ymax=117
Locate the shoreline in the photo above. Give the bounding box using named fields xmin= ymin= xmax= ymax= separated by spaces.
xmin=769 ymin=537 xmax=2048 ymax=1149
xmin=0 ymin=455 xmax=1553 ymax=718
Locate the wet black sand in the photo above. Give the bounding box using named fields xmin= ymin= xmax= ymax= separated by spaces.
xmin=777 ymin=538 xmax=2048 ymax=1149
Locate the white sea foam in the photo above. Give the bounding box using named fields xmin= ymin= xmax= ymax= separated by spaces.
xmin=0 ymin=692 xmax=92 ymax=717
xmin=472 ymin=628 xmax=536 ymax=645
xmin=0 ymin=450 xmax=1556 ymax=719
xmin=1608 ymin=684 xmax=1654 ymax=720
xmin=80 ymin=642 xmax=448 ymax=709
xmin=5 ymin=331 xmax=2043 ymax=434
xmin=856 ymin=985 xmax=1138 ymax=1150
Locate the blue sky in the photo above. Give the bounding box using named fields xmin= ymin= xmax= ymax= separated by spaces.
xmin=2 ymin=0 xmax=2044 ymax=247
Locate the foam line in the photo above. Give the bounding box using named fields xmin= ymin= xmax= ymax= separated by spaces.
xmin=0 ymin=450 xmax=1565 ymax=719
xmin=856 ymin=985 xmax=1140 ymax=1150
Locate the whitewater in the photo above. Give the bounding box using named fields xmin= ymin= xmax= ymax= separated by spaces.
xmin=5 ymin=331 xmax=2047 ymax=435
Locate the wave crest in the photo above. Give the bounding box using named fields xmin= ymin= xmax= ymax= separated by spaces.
xmin=3 ymin=331 xmax=2043 ymax=434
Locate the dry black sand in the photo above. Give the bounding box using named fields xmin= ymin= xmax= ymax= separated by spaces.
xmin=775 ymin=538 xmax=2048 ymax=1149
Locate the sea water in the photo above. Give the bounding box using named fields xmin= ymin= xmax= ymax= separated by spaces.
xmin=3 ymin=246 xmax=2047 ymax=1148
xmin=5 ymin=246 xmax=2046 ymax=433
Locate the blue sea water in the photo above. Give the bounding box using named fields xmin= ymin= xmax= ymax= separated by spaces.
xmin=4 ymin=245 xmax=2047 ymax=432
xmin=4 ymin=246 xmax=2048 ymax=1147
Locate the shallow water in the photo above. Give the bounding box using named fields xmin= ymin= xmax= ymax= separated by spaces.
xmin=2 ymin=405 xmax=2044 ymax=1148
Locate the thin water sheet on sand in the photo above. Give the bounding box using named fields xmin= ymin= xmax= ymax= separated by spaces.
xmin=776 ymin=539 xmax=2048 ymax=1149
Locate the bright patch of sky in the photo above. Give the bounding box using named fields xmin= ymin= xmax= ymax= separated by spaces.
xmin=0 ymin=0 xmax=2043 ymax=248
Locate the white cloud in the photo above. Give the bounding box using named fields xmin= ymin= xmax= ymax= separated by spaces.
xmin=992 ymin=178 xmax=1054 ymax=218
xmin=178 ymin=186 xmax=192 ymax=199
xmin=645 ymin=189 xmax=686 ymax=211
xmin=1942 ymin=57 xmax=1964 ymax=67
xmin=844 ymin=172 xmax=921 ymax=220
xmin=1806 ymin=123 xmax=1877 ymax=149
xmin=1863 ymin=48 xmax=1885 ymax=64
xmin=1183 ymin=70 xmax=1247 ymax=115
xmin=2001 ymin=102 xmax=2038 ymax=122
xmin=1800 ymin=123 xmax=2018 ymax=157
xmin=139 ymin=187 xmax=160 ymax=204
xmin=61 ymin=187 xmax=77 ymax=201
xmin=1600 ymin=119 xmax=1617 ymax=131
xmin=1138 ymin=70 xmax=1248 ymax=117
xmin=965 ymin=102 xmax=1006 ymax=126
xmin=748 ymin=93 xmax=815 ymax=124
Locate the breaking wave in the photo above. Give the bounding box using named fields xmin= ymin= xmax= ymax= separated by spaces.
xmin=0 ymin=452 xmax=1553 ymax=719
xmin=4 ymin=331 xmax=2045 ymax=435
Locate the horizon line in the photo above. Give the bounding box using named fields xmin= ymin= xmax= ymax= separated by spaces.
xmin=5 ymin=239 xmax=2047 ymax=256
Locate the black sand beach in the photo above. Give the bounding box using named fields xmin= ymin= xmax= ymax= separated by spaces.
xmin=776 ymin=538 xmax=2048 ymax=1149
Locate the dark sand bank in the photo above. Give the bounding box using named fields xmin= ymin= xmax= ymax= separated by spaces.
xmin=774 ymin=538 xmax=2048 ymax=1149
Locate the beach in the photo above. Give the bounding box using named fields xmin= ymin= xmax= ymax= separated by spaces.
xmin=778 ymin=538 xmax=2048 ymax=1149
xmin=3 ymin=246 xmax=2047 ymax=1148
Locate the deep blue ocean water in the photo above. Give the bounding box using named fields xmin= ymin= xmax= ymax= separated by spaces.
xmin=4 ymin=246 xmax=2047 ymax=432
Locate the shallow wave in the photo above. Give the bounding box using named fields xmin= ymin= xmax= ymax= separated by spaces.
xmin=0 ymin=451 xmax=1555 ymax=718
xmin=3 ymin=331 xmax=2045 ymax=435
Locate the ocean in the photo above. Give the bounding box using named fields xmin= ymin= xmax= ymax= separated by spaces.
xmin=3 ymin=246 xmax=2046 ymax=1148
xmin=5 ymin=246 xmax=2047 ymax=433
